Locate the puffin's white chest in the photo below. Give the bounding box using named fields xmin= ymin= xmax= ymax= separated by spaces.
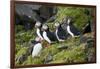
xmin=67 ymin=25 xmax=74 ymax=37
xmin=43 ymin=31 xmax=51 ymax=43
xmin=32 ymin=43 xmax=42 ymax=58
xmin=55 ymin=29 xmax=64 ymax=41
xmin=36 ymin=28 xmax=43 ymax=40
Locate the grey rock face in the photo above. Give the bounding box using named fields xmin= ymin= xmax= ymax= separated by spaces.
xmin=15 ymin=4 xmax=58 ymax=31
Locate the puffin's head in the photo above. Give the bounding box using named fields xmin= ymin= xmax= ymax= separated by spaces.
xmin=42 ymin=24 xmax=49 ymax=31
xmin=35 ymin=21 xmax=42 ymax=28
xmin=54 ymin=23 xmax=60 ymax=28
xmin=62 ymin=16 xmax=72 ymax=25
xmin=67 ymin=18 xmax=71 ymax=24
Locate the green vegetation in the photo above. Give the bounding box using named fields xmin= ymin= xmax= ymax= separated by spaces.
xmin=15 ymin=6 xmax=95 ymax=66
xmin=54 ymin=7 xmax=93 ymax=31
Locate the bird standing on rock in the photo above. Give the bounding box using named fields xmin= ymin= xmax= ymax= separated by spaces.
xmin=35 ymin=21 xmax=44 ymax=40
xmin=42 ymin=24 xmax=58 ymax=44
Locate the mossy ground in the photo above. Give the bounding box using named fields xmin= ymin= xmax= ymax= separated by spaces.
xmin=15 ymin=31 xmax=95 ymax=66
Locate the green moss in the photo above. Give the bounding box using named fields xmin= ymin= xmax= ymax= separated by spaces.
xmin=55 ymin=7 xmax=92 ymax=31
xmin=16 ymin=47 xmax=28 ymax=57
xmin=52 ymin=43 xmax=87 ymax=63
xmin=22 ymin=56 xmax=43 ymax=65
xmin=15 ymin=25 xmax=24 ymax=33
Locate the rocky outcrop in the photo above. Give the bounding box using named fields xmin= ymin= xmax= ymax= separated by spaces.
xmin=15 ymin=4 xmax=57 ymax=31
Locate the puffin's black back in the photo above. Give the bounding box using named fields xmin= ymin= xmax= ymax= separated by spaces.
xmin=69 ymin=24 xmax=80 ymax=36
xmin=46 ymin=29 xmax=58 ymax=41
xmin=83 ymin=22 xmax=91 ymax=34
xmin=38 ymin=26 xmax=44 ymax=37
xmin=57 ymin=25 xmax=68 ymax=39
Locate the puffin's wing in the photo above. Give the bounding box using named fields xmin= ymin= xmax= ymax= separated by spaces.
xmin=57 ymin=26 xmax=68 ymax=39
xmin=47 ymin=31 xmax=58 ymax=41
xmin=70 ymin=25 xmax=80 ymax=35
xmin=82 ymin=23 xmax=91 ymax=34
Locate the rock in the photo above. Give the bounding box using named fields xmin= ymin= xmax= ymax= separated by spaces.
xmin=39 ymin=6 xmax=57 ymax=23
xmin=44 ymin=53 xmax=53 ymax=64
xmin=20 ymin=15 xmax=35 ymax=30
xmin=80 ymin=34 xmax=88 ymax=43
xmin=87 ymin=52 xmax=95 ymax=62
xmin=16 ymin=54 xmax=27 ymax=64
xmin=79 ymin=33 xmax=93 ymax=43
xmin=15 ymin=4 xmax=41 ymax=20
xmin=15 ymin=14 xmax=36 ymax=31
xmin=86 ymin=38 xmax=94 ymax=48
xmin=15 ymin=14 xmax=23 ymax=25
xmin=15 ymin=4 xmax=57 ymax=23
xmin=15 ymin=4 xmax=58 ymax=31
xmin=57 ymin=45 xmax=68 ymax=50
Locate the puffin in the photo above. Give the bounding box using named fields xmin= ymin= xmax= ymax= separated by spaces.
xmin=42 ymin=24 xmax=58 ymax=44
xmin=35 ymin=21 xmax=44 ymax=40
xmin=66 ymin=18 xmax=80 ymax=37
xmin=82 ymin=21 xmax=92 ymax=34
xmin=55 ymin=23 xmax=68 ymax=41
xmin=31 ymin=37 xmax=42 ymax=58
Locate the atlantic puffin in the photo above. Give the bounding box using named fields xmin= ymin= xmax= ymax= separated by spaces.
xmin=31 ymin=37 xmax=42 ymax=58
xmin=55 ymin=23 xmax=68 ymax=41
xmin=35 ymin=21 xmax=44 ymax=40
xmin=42 ymin=24 xmax=58 ymax=44
xmin=66 ymin=18 xmax=80 ymax=37
xmin=82 ymin=21 xmax=92 ymax=34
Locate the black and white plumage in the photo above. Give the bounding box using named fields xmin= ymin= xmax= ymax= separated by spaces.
xmin=55 ymin=23 xmax=68 ymax=41
xmin=62 ymin=17 xmax=80 ymax=37
xmin=42 ymin=24 xmax=58 ymax=44
xmin=35 ymin=21 xmax=44 ymax=40
xmin=31 ymin=37 xmax=42 ymax=58
xmin=82 ymin=21 xmax=92 ymax=34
